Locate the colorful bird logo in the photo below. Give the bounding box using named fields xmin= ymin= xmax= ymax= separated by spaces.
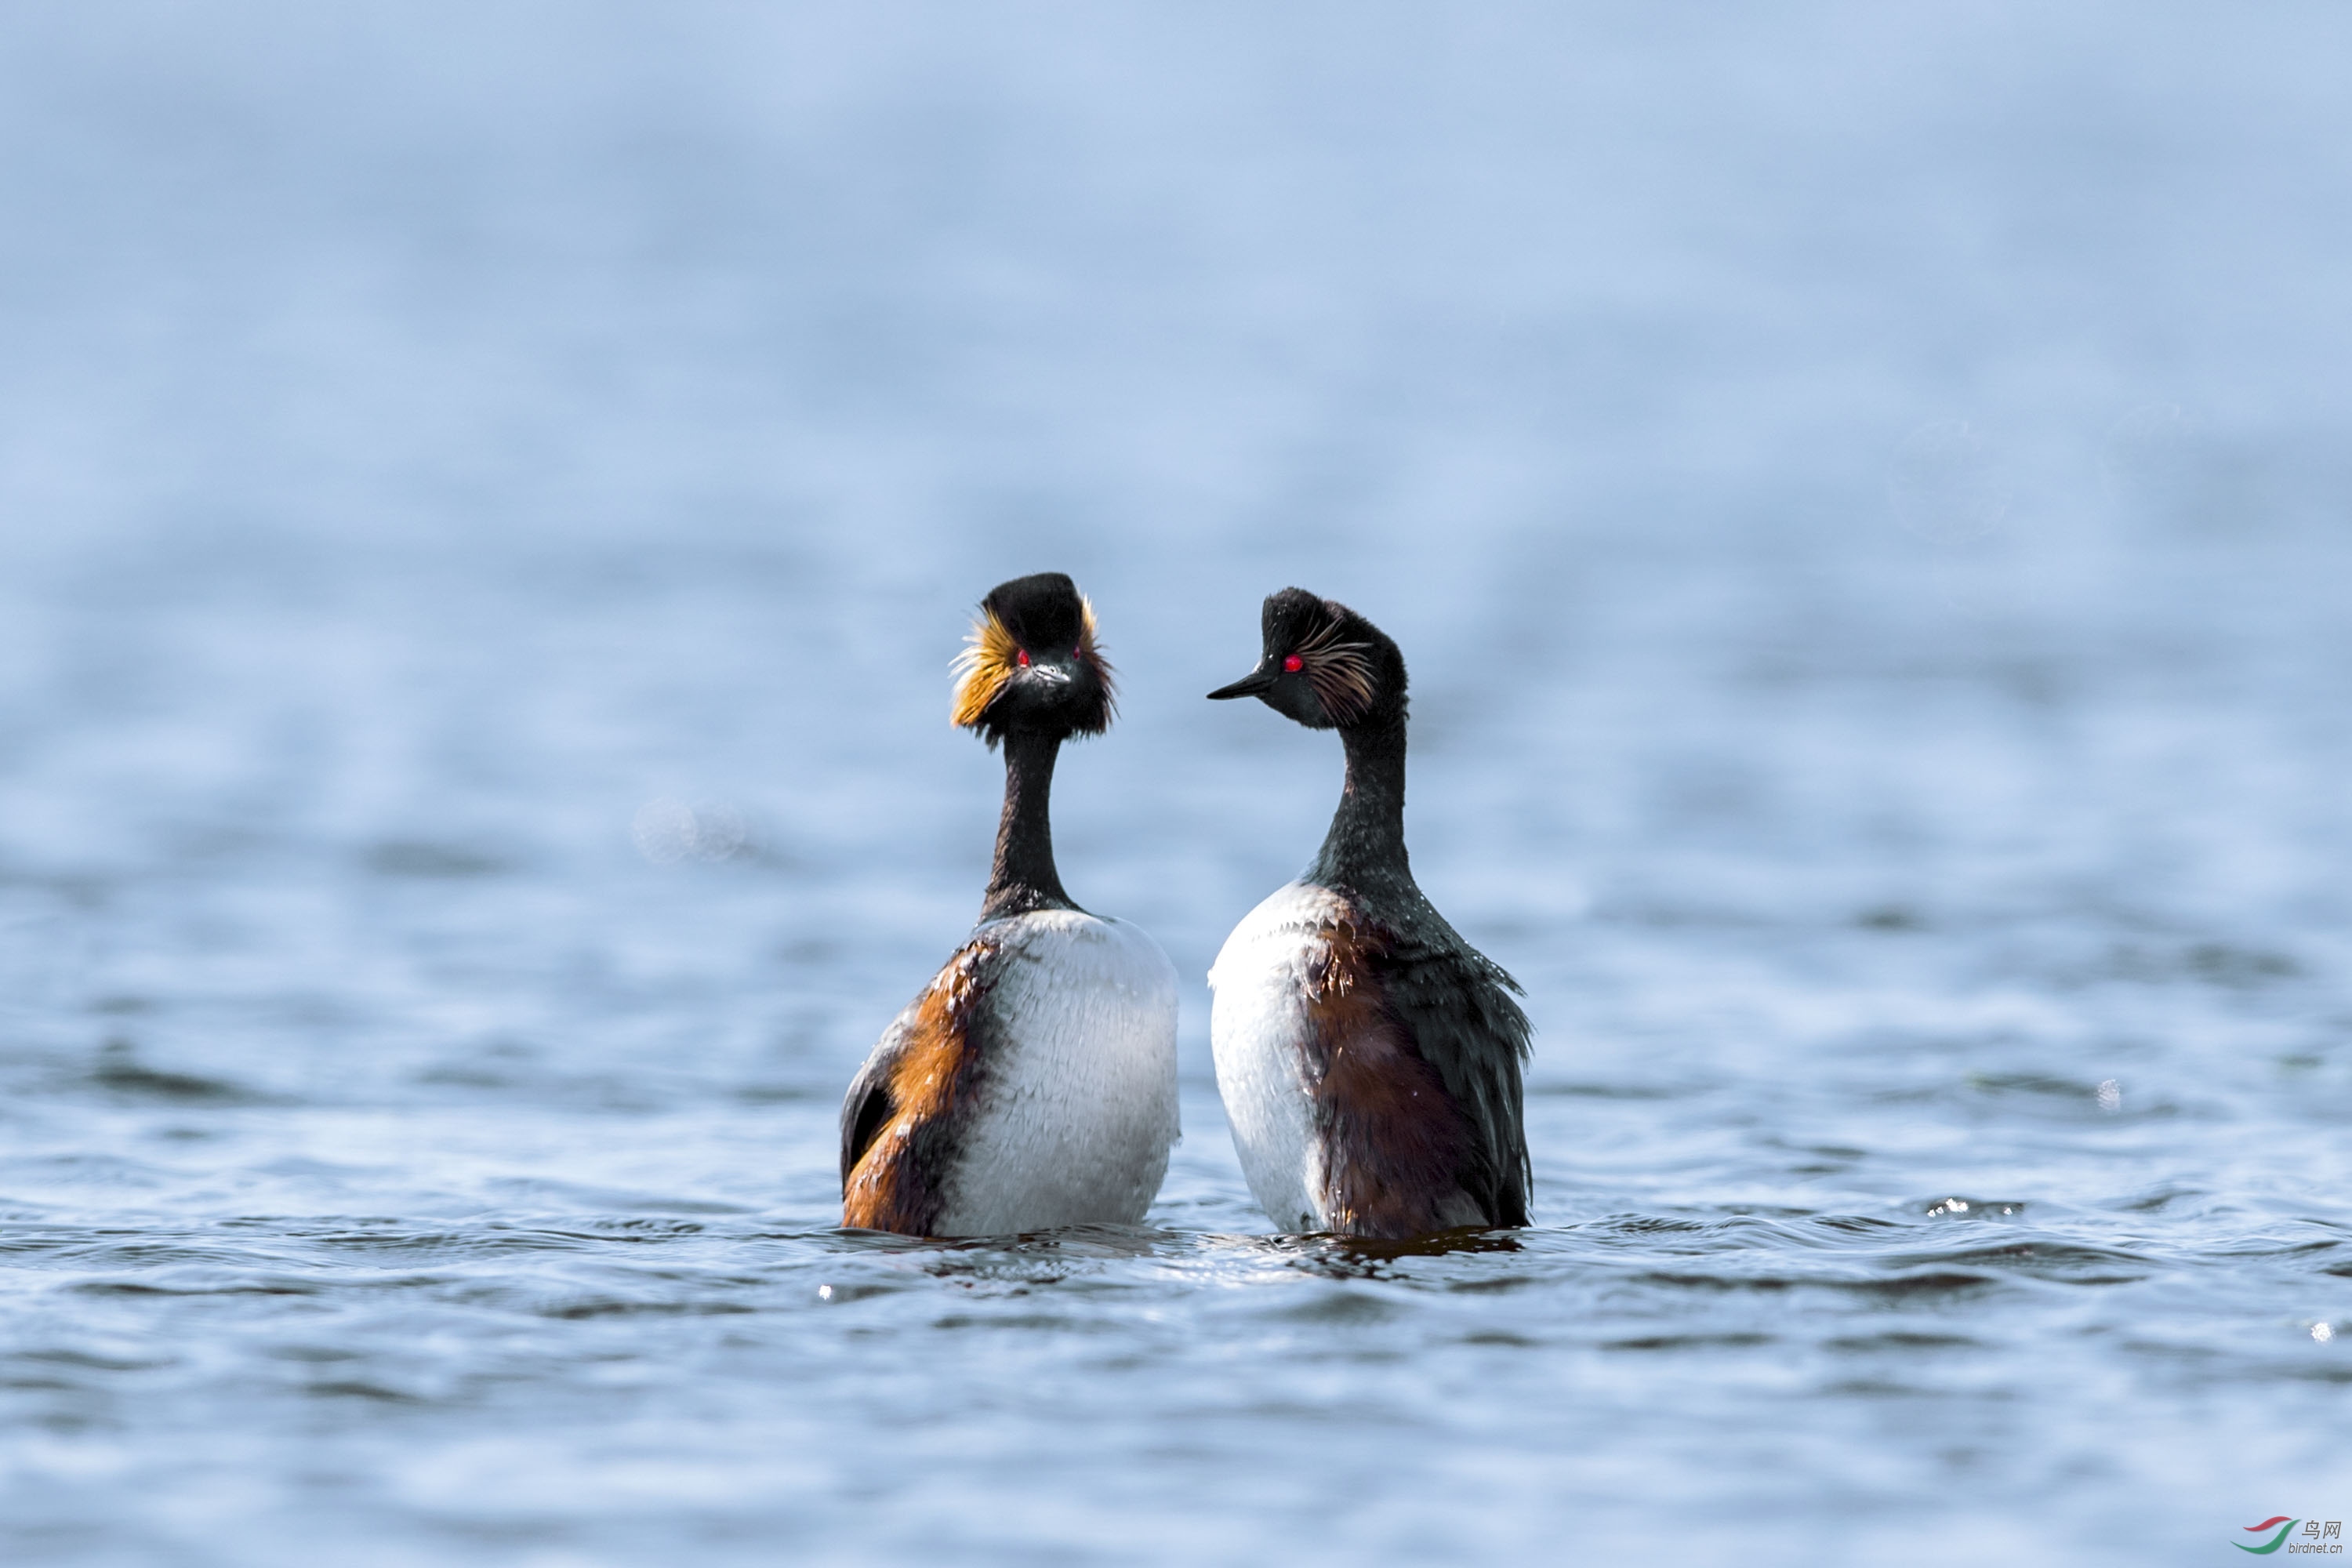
xmin=2236 ymin=1518 xmax=2298 ymax=1555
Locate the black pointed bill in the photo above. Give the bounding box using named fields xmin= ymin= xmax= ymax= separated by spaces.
xmin=1207 ymin=665 xmax=1276 ymax=700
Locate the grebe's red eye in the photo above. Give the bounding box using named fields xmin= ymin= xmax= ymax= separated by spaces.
xmin=1072 ymin=646 xmax=1082 ymax=659
xmin=1017 ymin=648 xmax=1030 ymax=667
xmin=1283 ymin=654 xmax=1304 ymax=673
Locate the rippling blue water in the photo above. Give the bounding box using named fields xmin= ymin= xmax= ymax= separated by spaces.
xmin=3 ymin=5 xmax=2350 ymax=1563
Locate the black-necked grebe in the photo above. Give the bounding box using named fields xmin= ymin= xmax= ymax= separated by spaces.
xmin=840 ymin=573 xmax=1178 ymax=1236
xmin=1206 ymin=587 xmax=1530 ymax=1238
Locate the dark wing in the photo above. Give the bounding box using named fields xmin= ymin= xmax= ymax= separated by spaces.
xmin=1367 ymin=904 xmax=1533 ymax=1228
xmin=839 ymin=1011 xmax=914 ymax=1188
xmin=837 ymin=935 xmax=1000 ymax=1235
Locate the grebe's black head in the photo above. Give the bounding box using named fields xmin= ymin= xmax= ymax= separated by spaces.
xmin=1207 ymin=587 xmax=1406 ymax=731
xmin=951 ymin=572 xmax=1116 ymax=748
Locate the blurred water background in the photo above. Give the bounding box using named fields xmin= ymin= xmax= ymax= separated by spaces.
xmin=2 ymin=4 xmax=2350 ymax=1563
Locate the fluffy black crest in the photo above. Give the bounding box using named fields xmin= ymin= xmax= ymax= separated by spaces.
xmin=987 ymin=572 xmax=1091 ymax=652
xmin=1236 ymin=587 xmax=1406 ymax=730
xmin=950 ymin=572 xmax=1116 ymax=746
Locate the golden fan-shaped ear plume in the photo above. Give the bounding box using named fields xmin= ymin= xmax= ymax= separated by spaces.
xmin=1073 ymin=593 xmax=1116 ymax=722
xmin=1294 ymin=615 xmax=1376 ymax=724
xmin=950 ymin=607 xmax=1020 ymax=728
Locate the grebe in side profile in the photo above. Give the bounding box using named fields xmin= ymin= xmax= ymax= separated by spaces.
xmin=1205 ymin=588 xmax=1530 ymax=1239
xmin=840 ymin=573 xmax=1178 ymax=1237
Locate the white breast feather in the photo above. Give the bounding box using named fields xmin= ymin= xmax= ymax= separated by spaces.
xmin=1207 ymin=881 xmax=1345 ymax=1233
xmin=936 ymin=910 xmax=1180 ymax=1236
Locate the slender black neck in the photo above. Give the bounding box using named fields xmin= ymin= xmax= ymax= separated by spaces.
xmin=981 ymin=728 xmax=1079 ymax=920
xmin=1308 ymin=713 xmax=1414 ymax=894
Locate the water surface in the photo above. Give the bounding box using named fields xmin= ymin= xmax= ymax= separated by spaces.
xmin=2 ymin=5 xmax=2349 ymax=1563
